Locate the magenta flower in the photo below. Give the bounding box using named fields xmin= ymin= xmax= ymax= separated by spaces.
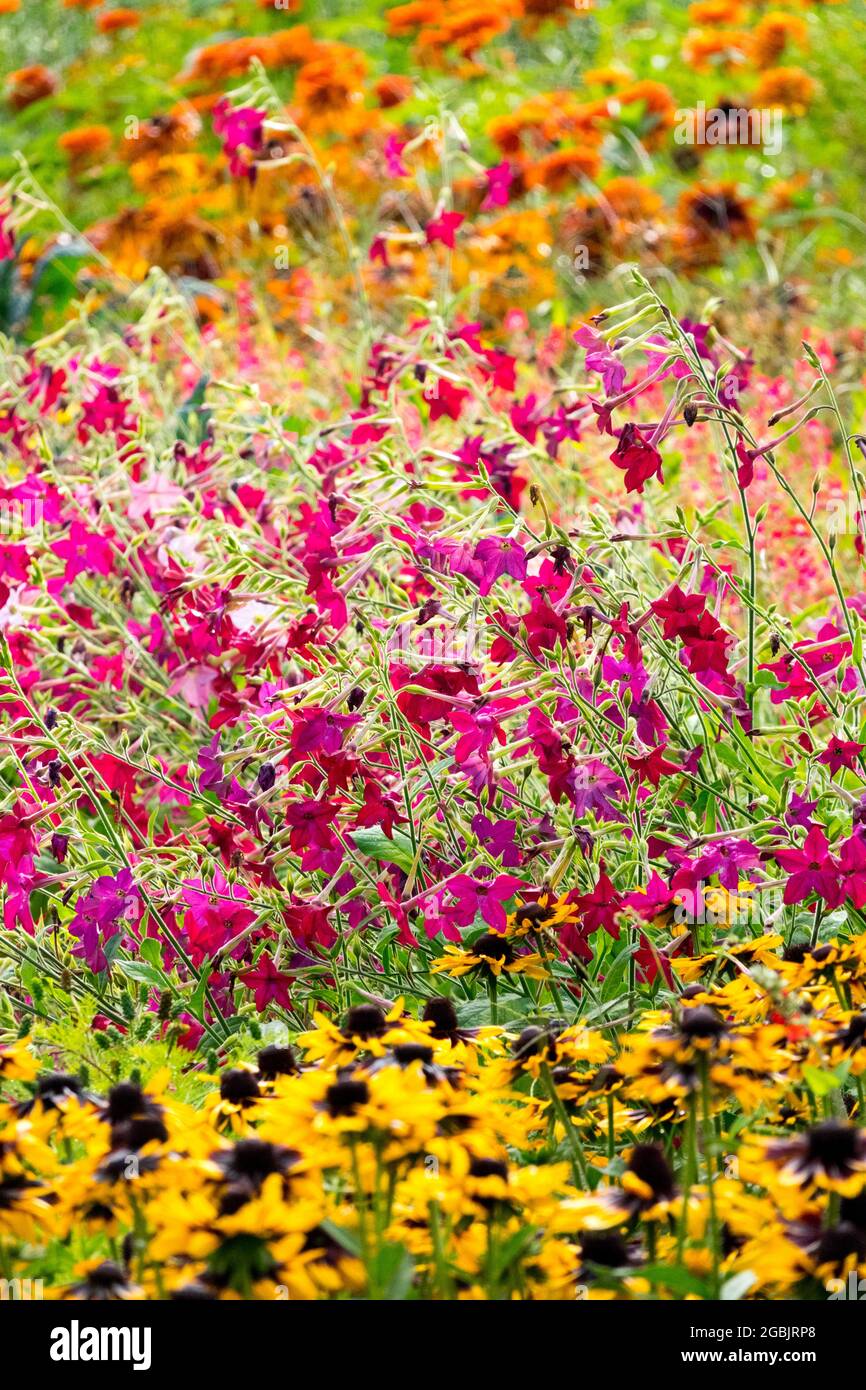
xmin=574 ymin=325 xmax=626 ymax=396
xmin=481 ymin=160 xmax=513 ymax=210
xmin=775 ymin=827 xmax=839 ymax=906
xmin=213 ymin=100 xmax=266 ymax=181
xmin=510 ymin=395 xmax=543 ymax=444
xmin=568 ymin=760 xmax=626 ymax=822
xmin=69 ymin=868 xmax=140 ymax=973
xmin=383 ymin=133 xmax=409 ymax=177
xmin=0 ymin=207 xmax=14 ymax=262
xmin=0 ymin=804 xmax=38 ymax=873
xmin=181 ymin=871 xmax=255 ymax=964
xmin=450 ymin=705 xmax=506 ymax=766
xmin=290 ymin=706 xmax=360 ymax=756
xmin=677 ymin=838 xmax=760 ymax=892
xmin=785 ymin=792 xmax=819 ymax=829
xmin=835 ymin=835 xmax=866 ymax=909
xmin=52 ymin=522 xmax=114 ymax=584
xmin=426 ymin=211 xmax=464 ymax=248
xmin=472 ymin=537 xmax=527 ymax=595
xmin=448 ymin=873 xmax=524 ymax=931
xmin=471 ymin=814 xmax=521 ymax=867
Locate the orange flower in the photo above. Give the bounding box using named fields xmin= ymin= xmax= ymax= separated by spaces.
xmin=374 ymin=74 xmax=413 ymax=108
xmin=88 ymin=199 xmax=223 ymax=282
xmin=583 ymin=65 xmax=633 ymax=88
xmin=184 ymin=27 xmax=315 ymax=81
xmin=412 ymin=0 xmax=519 ymax=61
xmin=681 ymin=28 xmax=749 ymax=71
xmin=0 ymin=0 xmax=21 ymax=14
xmin=749 ymin=12 xmax=809 ymax=67
xmin=522 ymin=0 xmax=590 ymax=20
xmin=752 ymin=65 xmax=816 ymax=113
xmin=387 ymin=0 xmax=444 ymax=36
xmin=96 ymin=7 xmax=141 ymax=32
xmin=294 ymin=43 xmax=367 ymax=112
xmin=614 ymin=80 xmax=678 ymax=149
xmin=675 ymin=181 xmax=754 ymax=268
xmin=487 ymin=91 xmax=607 ymax=155
xmin=687 ymin=0 xmax=746 ymax=24
xmin=5 ymin=65 xmax=58 ymax=110
xmin=58 ymin=125 xmax=113 ymax=166
xmin=560 ymin=178 xmax=665 ymax=274
xmin=603 ymin=176 xmax=664 ymax=222
xmin=120 ymin=107 xmax=201 ymax=161
xmin=525 ymin=145 xmax=602 ymax=190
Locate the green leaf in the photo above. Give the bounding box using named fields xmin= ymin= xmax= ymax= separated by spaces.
xmin=372 ymin=1243 xmax=415 ymax=1300
xmin=115 ymin=960 xmax=165 ymax=989
xmin=803 ymin=1064 xmax=848 ymax=1098
xmin=139 ymin=938 xmax=163 ymax=970
xmin=350 ymin=826 xmax=416 ymax=872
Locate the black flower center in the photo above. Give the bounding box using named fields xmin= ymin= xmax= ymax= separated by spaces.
xmin=343 ymin=1004 xmax=387 ymax=1039
xmin=392 ymin=1043 xmax=434 ymax=1066
xmin=257 ymin=1045 xmax=299 ymax=1078
xmin=627 ymin=1144 xmax=676 ymax=1199
xmin=580 ymin=1231 xmax=631 ymax=1268
xmin=325 ymin=1077 xmax=370 ymax=1117
xmin=219 ymin=1069 xmax=261 ymax=1105
xmin=423 ymin=996 xmax=459 ymax=1038
xmin=679 ymin=1005 xmax=726 ymax=1040
xmin=474 ymin=933 xmax=514 ymax=964
xmin=806 ymin=1121 xmax=861 ymax=1171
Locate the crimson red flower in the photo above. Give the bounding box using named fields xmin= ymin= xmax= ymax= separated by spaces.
xmin=651 ymin=585 xmax=706 ymax=641
xmin=240 ymin=954 xmax=292 ymax=1010
xmin=609 ymin=424 xmax=663 ymax=494
xmin=574 ymin=867 xmax=624 ymax=939
xmin=817 ymin=737 xmax=865 ymax=776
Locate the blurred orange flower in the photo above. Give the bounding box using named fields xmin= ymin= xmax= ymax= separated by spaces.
xmin=674 ymin=180 xmax=754 ymax=268
xmin=294 ymin=43 xmax=368 ymax=111
xmin=6 ymin=65 xmax=58 ymax=110
xmin=374 ymin=74 xmax=414 ymax=107
xmin=752 ymin=65 xmax=816 ymax=113
xmin=184 ymin=27 xmax=316 ymax=81
xmin=749 ymin=12 xmax=809 ymax=67
xmin=615 ymin=80 xmax=678 ymax=148
xmin=387 ymin=1 xmax=444 ymax=35
xmin=583 ymin=65 xmax=633 ymax=88
xmin=681 ymin=27 xmax=748 ymax=70
xmin=526 ymin=146 xmax=602 ymax=190
xmin=687 ymin=0 xmax=746 ymax=24
xmin=58 ymin=125 xmax=113 ymax=166
xmin=120 ymin=107 xmax=201 ymax=160
xmin=96 ymin=7 xmax=141 ymax=32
